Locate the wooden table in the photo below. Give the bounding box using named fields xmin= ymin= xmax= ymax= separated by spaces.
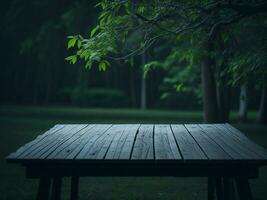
xmin=6 ymin=123 xmax=267 ymax=200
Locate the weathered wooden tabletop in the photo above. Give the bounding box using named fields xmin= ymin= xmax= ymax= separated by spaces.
xmin=8 ymin=123 xmax=267 ymax=200
xmin=7 ymin=123 xmax=267 ymax=166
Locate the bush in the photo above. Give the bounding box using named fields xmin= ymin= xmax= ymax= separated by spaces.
xmin=159 ymin=90 xmax=202 ymax=110
xmin=58 ymin=87 xmax=129 ymax=108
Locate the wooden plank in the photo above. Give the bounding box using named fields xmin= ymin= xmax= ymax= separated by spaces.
xmin=104 ymin=125 xmax=136 ymax=159
xmin=70 ymin=177 xmax=79 ymax=200
xmin=225 ymin=123 xmax=267 ymax=154
xmin=32 ymin=125 xmax=88 ymax=159
xmin=235 ymin=179 xmax=253 ymax=200
xmin=208 ymin=177 xmax=215 ymax=200
xmin=154 ymin=124 xmax=182 ymax=160
xmin=171 ymin=124 xmax=207 ymax=161
xmin=215 ymin=177 xmax=224 ymax=200
xmin=131 ymin=124 xmax=154 ymax=160
xmin=118 ymin=124 xmax=140 ymax=159
xmin=41 ymin=125 xmax=89 ymax=159
xmin=73 ymin=125 xmax=118 ymax=159
xmin=47 ymin=124 xmax=97 ymax=159
xmin=222 ymin=178 xmax=230 ymax=200
xmin=224 ymin=123 xmax=249 ymax=140
xmin=63 ymin=124 xmax=113 ymax=159
xmin=184 ymin=124 xmax=231 ymax=160
xmin=21 ymin=125 xmax=88 ymax=159
xmin=95 ymin=125 xmax=126 ymax=160
xmin=17 ymin=125 xmax=77 ymax=159
xmin=216 ymin=124 xmax=267 ymax=159
xmin=199 ymin=124 xmax=261 ymax=160
xmin=54 ymin=124 xmax=111 ymax=159
xmin=51 ymin=177 xmax=62 ymax=200
xmin=36 ymin=177 xmax=51 ymax=200
xmin=63 ymin=124 xmax=112 ymax=159
xmin=7 ymin=125 xmax=65 ymax=159
xmin=88 ymin=124 xmax=140 ymax=160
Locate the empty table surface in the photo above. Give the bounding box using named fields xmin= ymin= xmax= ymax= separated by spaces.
xmin=6 ymin=123 xmax=267 ymax=165
xmin=7 ymin=123 xmax=267 ymax=200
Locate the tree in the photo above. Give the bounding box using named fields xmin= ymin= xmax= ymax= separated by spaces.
xmin=67 ymin=0 xmax=267 ymax=122
xmin=258 ymin=75 xmax=267 ymax=124
xmin=140 ymin=52 xmax=147 ymax=110
xmin=227 ymin=16 xmax=267 ymax=124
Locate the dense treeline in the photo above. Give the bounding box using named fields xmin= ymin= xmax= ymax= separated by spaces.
xmin=0 ymin=0 xmax=164 ymax=108
xmin=66 ymin=0 xmax=267 ymax=123
xmin=0 ymin=0 xmax=265 ymax=120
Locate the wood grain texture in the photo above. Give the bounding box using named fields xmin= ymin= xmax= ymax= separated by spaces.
xmin=74 ymin=124 xmax=113 ymax=159
xmin=47 ymin=124 xmax=97 ymax=159
xmin=104 ymin=124 xmax=140 ymax=159
xmin=154 ymin=124 xmax=182 ymax=160
xmin=22 ymin=125 xmax=88 ymax=159
xmin=217 ymin=123 xmax=267 ymax=159
xmin=131 ymin=124 xmax=154 ymax=160
xmin=199 ymin=124 xmax=261 ymax=160
xmin=7 ymin=125 xmax=64 ymax=159
xmin=171 ymin=124 xmax=207 ymax=161
xmin=6 ymin=124 xmax=267 ymax=165
xmin=184 ymin=124 xmax=231 ymax=160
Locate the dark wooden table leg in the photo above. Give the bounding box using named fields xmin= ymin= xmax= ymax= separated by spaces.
xmin=225 ymin=178 xmax=237 ymax=200
xmin=215 ymin=177 xmax=224 ymax=200
xmin=51 ymin=177 xmax=62 ymax=200
xmin=208 ymin=177 xmax=215 ymax=200
xmin=36 ymin=177 xmax=51 ymax=200
xmin=235 ymin=178 xmax=253 ymax=200
xmin=222 ymin=177 xmax=230 ymax=200
xmin=70 ymin=176 xmax=79 ymax=200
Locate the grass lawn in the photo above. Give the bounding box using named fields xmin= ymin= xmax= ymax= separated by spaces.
xmin=0 ymin=105 xmax=267 ymax=200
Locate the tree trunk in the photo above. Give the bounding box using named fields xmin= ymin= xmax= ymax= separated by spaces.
xmin=257 ymin=77 xmax=267 ymax=124
xmin=239 ymin=83 xmax=248 ymax=122
xmin=216 ymin=30 xmax=231 ymax=122
xmin=217 ymin=85 xmax=231 ymax=122
xmin=140 ymin=53 xmax=147 ymax=110
xmin=202 ymin=40 xmax=218 ymax=123
xmin=130 ymin=66 xmax=137 ymax=108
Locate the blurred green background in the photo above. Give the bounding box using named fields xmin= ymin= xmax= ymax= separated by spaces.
xmin=0 ymin=0 xmax=267 ymax=200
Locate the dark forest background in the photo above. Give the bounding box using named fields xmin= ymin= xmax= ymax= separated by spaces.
xmin=0 ymin=0 xmax=262 ymax=112
xmin=1 ymin=1 xmax=267 ymax=200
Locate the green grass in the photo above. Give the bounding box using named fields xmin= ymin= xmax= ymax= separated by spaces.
xmin=0 ymin=105 xmax=267 ymax=200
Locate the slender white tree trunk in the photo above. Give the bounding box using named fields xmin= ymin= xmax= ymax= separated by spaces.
xmin=140 ymin=53 xmax=146 ymax=110
xmin=239 ymin=83 xmax=248 ymax=122
xmin=257 ymin=77 xmax=267 ymax=124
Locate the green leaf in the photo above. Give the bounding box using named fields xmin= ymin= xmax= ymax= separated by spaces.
xmin=95 ymin=2 xmax=102 ymax=8
xmin=160 ymin=92 xmax=170 ymax=100
xmin=137 ymin=6 xmax=145 ymax=13
xmin=98 ymin=61 xmax=107 ymax=71
xmin=102 ymin=60 xmax=111 ymax=67
xmin=67 ymin=38 xmax=77 ymax=49
xmin=77 ymin=40 xmax=82 ymax=48
xmin=85 ymin=60 xmax=93 ymax=69
xmin=80 ymin=50 xmax=89 ymax=60
xmin=89 ymin=52 xmax=99 ymax=60
xmin=65 ymin=55 xmax=77 ymax=64
xmin=143 ymin=61 xmax=160 ymax=78
xmin=98 ymin=11 xmax=109 ymax=20
xmin=174 ymin=83 xmax=184 ymax=92
xmin=90 ymin=25 xmax=100 ymax=37
xmin=78 ymin=35 xmax=83 ymax=40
